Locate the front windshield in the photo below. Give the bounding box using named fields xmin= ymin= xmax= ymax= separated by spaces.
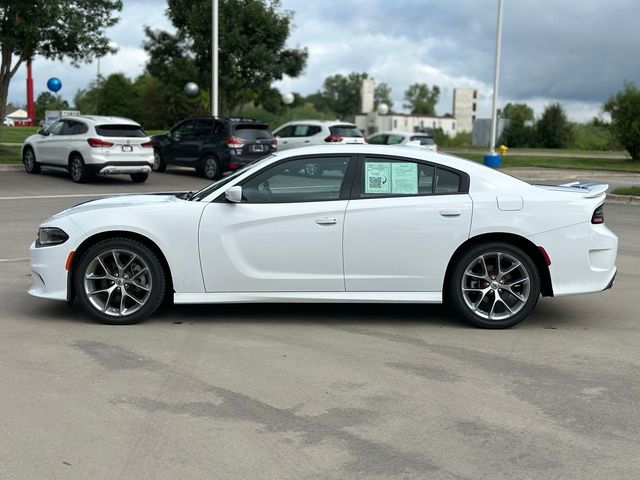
xmin=191 ymin=155 xmax=276 ymax=201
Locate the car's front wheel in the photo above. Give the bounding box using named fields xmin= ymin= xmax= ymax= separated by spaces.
xmin=23 ymin=147 xmax=41 ymax=174
xmin=74 ymin=238 xmax=166 ymax=324
xmin=448 ymin=242 xmax=540 ymax=329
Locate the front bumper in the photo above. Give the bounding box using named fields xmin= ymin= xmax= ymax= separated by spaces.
xmin=28 ymin=219 xmax=85 ymax=302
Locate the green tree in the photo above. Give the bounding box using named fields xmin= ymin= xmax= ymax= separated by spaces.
xmin=604 ymin=82 xmax=640 ymax=160
xmin=403 ymin=83 xmax=440 ymax=115
xmin=499 ymin=102 xmax=535 ymax=147
xmin=95 ymin=74 xmax=142 ymax=121
xmin=318 ymin=72 xmax=369 ymax=119
xmin=144 ymin=0 xmax=307 ymax=115
xmin=374 ymin=82 xmax=393 ymax=111
xmin=74 ymin=79 xmax=102 ymax=115
xmin=34 ymin=92 xmax=68 ymax=122
xmin=0 ymin=0 xmax=122 ymax=128
xmin=536 ymin=103 xmax=574 ymax=148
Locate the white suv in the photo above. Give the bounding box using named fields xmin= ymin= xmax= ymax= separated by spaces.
xmin=22 ymin=116 xmax=154 ymax=183
xmin=367 ymin=131 xmax=438 ymax=152
xmin=272 ymin=120 xmax=366 ymax=150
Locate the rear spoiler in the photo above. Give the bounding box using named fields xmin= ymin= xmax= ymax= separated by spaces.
xmin=558 ymin=182 xmax=609 ymax=198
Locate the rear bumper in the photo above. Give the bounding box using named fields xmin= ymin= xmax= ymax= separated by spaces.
xmin=86 ymin=161 xmax=153 ymax=175
xmin=528 ymin=222 xmax=618 ymax=296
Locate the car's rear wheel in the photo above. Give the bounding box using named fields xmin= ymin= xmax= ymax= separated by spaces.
xmin=448 ymin=242 xmax=540 ymax=329
xmin=23 ymin=147 xmax=41 ymax=174
xmin=130 ymin=172 xmax=149 ymax=183
xmin=152 ymin=149 xmax=166 ymax=172
xmin=69 ymin=155 xmax=91 ymax=183
xmin=74 ymin=238 xmax=166 ymax=325
xmin=201 ymin=155 xmax=221 ymax=180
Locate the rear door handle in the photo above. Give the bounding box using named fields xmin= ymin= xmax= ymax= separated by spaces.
xmin=316 ymin=217 xmax=337 ymax=225
xmin=439 ymin=209 xmax=462 ymax=217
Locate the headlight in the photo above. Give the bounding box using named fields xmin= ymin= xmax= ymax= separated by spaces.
xmin=37 ymin=227 xmax=69 ymax=247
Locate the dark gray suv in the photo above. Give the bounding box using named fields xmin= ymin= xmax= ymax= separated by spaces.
xmin=151 ymin=117 xmax=276 ymax=179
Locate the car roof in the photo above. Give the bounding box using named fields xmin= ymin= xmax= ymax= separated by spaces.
xmin=278 ymin=119 xmax=357 ymax=127
xmin=371 ymin=131 xmax=433 ymax=137
xmin=63 ymin=115 xmax=141 ymax=126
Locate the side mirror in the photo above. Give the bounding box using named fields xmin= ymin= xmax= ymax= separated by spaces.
xmin=37 ymin=128 xmax=48 ymax=136
xmin=225 ymin=185 xmax=243 ymax=203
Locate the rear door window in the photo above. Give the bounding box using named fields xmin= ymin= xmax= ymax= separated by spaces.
xmin=367 ymin=134 xmax=386 ymax=145
xmin=194 ymin=119 xmax=214 ymax=137
xmin=95 ymin=124 xmax=146 ymax=137
xmin=329 ymin=125 xmax=363 ymax=138
xmin=386 ymin=134 xmax=404 ymax=145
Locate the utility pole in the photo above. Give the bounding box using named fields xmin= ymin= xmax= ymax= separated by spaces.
xmin=212 ymin=0 xmax=219 ymax=117
xmin=489 ymin=0 xmax=504 ymax=154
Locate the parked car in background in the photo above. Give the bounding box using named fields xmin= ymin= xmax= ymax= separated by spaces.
xmin=3 ymin=118 xmax=15 ymax=127
xmin=29 ymin=145 xmax=617 ymax=328
xmin=272 ymin=120 xmax=366 ymax=150
xmin=368 ymin=131 xmax=438 ymax=152
xmin=152 ymin=117 xmax=276 ymax=179
xmin=22 ymin=116 xmax=153 ymax=183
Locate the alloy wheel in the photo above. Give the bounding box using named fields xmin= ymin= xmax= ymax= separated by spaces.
xmin=461 ymin=251 xmax=531 ymax=321
xmin=83 ymin=249 xmax=152 ymax=317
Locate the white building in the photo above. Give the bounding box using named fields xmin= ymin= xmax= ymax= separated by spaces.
xmin=452 ymin=88 xmax=478 ymax=133
xmin=355 ymin=112 xmax=457 ymax=137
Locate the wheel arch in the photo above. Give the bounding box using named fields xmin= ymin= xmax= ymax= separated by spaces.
xmin=67 ymin=230 xmax=174 ymax=303
xmin=68 ymin=150 xmax=84 ymax=164
xmin=443 ymin=232 xmax=553 ymax=299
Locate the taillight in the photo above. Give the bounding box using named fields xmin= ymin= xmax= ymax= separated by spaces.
xmin=87 ymin=138 xmax=114 ymax=148
xmin=271 ymin=138 xmax=277 ymax=147
xmin=141 ymin=141 xmax=153 ymax=148
xmin=591 ymin=205 xmax=605 ymax=224
xmin=324 ymin=134 xmax=343 ymax=143
xmin=225 ymin=136 xmax=244 ymax=149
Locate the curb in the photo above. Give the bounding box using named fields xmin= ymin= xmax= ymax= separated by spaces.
xmin=606 ymin=194 xmax=640 ymax=205
xmin=0 ymin=164 xmax=22 ymax=172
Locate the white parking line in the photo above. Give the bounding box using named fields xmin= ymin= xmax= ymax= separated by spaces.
xmin=0 ymin=191 xmax=179 ymax=201
xmin=0 ymin=258 xmax=29 ymax=263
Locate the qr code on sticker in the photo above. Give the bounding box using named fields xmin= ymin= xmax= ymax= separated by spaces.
xmin=369 ymin=176 xmax=383 ymax=189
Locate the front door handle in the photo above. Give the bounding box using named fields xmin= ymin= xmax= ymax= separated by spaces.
xmin=439 ymin=209 xmax=462 ymax=217
xmin=316 ymin=217 xmax=337 ymax=225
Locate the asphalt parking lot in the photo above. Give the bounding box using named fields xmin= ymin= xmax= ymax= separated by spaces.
xmin=1 ymin=168 xmax=639 ymax=480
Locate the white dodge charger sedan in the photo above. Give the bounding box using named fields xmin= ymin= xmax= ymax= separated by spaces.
xmin=28 ymin=145 xmax=618 ymax=328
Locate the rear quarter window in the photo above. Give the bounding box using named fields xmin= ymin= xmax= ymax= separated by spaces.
xmin=411 ymin=136 xmax=435 ymax=145
xmin=95 ymin=124 xmax=146 ymax=137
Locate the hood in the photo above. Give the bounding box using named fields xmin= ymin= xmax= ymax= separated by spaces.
xmin=49 ymin=193 xmax=182 ymax=220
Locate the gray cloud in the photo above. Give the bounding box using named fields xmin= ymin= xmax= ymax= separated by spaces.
xmin=8 ymin=0 xmax=638 ymax=122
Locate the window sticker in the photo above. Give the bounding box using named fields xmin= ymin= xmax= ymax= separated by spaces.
xmin=391 ymin=162 xmax=418 ymax=194
xmin=365 ymin=161 xmax=418 ymax=195
xmin=365 ymin=162 xmax=391 ymax=194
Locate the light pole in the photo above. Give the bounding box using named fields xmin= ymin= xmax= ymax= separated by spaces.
xmin=488 ymin=0 xmax=504 ymax=156
xmin=212 ymin=0 xmax=219 ymax=117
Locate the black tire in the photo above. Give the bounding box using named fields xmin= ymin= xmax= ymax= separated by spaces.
xmin=152 ymin=149 xmax=166 ymax=172
xmin=130 ymin=172 xmax=149 ymax=183
xmin=23 ymin=146 xmax=41 ymax=174
xmin=69 ymin=155 xmax=91 ymax=183
xmin=74 ymin=238 xmax=166 ymax=325
xmin=448 ymin=242 xmax=540 ymax=329
xmin=201 ymin=155 xmax=222 ymax=180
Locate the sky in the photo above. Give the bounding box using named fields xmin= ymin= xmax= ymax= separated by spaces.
xmin=7 ymin=0 xmax=640 ymax=122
